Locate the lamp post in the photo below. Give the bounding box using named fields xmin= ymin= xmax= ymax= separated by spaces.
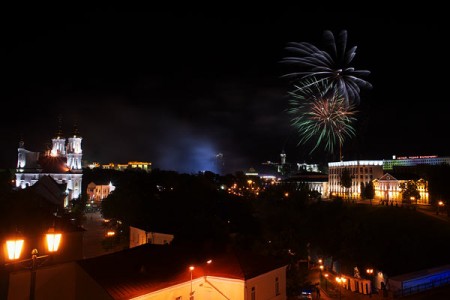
xmin=206 ymin=259 xmax=212 ymax=278
xmin=336 ymin=276 xmax=347 ymax=300
xmin=189 ymin=266 xmax=194 ymax=299
xmin=5 ymin=229 xmax=62 ymax=300
xmin=366 ymin=268 xmax=374 ymax=296
xmin=324 ymin=273 xmax=329 ymax=291
xmin=437 ymin=200 xmax=444 ymax=215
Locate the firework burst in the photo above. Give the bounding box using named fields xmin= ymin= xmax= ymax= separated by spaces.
xmin=288 ymin=79 xmax=357 ymax=154
xmin=282 ymin=30 xmax=372 ymax=105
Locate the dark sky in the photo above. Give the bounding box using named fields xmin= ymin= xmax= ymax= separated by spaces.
xmin=2 ymin=6 xmax=448 ymax=174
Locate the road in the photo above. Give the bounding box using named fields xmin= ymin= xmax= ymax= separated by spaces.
xmin=81 ymin=211 xmax=128 ymax=259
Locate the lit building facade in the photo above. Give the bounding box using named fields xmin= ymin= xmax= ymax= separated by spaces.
xmin=129 ymin=225 xmax=174 ymax=248
xmin=328 ymin=160 xmax=384 ymax=199
xmin=86 ymin=181 xmax=115 ymax=206
xmin=15 ymin=124 xmax=83 ymax=206
xmin=101 ymin=161 xmax=152 ymax=172
xmin=373 ymin=173 xmax=429 ymax=205
xmin=383 ymin=155 xmax=450 ymax=171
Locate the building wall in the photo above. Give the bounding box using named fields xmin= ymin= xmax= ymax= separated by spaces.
xmin=129 ymin=226 xmax=147 ymax=248
xmin=86 ymin=182 xmax=115 ymax=205
xmin=245 ymin=266 xmax=287 ymax=300
xmin=383 ymin=156 xmax=450 ymax=171
xmin=131 ymin=277 xmax=246 ymax=300
xmin=373 ymin=178 xmax=429 ymax=205
xmin=129 ymin=227 xmax=174 ymax=248
xmin=328 ymin=161 xmax=384 ymax=199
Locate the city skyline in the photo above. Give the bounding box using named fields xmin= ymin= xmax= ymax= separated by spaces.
xmin=2 ymin=7 xmax=447 ymax=173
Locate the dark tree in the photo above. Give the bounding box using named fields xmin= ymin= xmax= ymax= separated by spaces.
xmin=365 ymin=181 xmax=375 ymax=205
xmin=340 ymin=168 xmax=353 ymax=200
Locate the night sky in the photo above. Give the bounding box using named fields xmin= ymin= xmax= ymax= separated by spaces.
xmin=2 ymin=7 xmax=448 ymax=174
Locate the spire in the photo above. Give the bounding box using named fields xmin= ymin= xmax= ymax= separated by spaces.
xmin=72 ymin=121 xmax=80 ymax=137
xmin=19 ymin=133 xmax=24 ymax=148
xmin=55 ymin=115 xmax=63 ymax=138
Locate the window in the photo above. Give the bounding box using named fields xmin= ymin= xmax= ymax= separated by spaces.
xmin=251 ymin=287 xmax=256 ymax=300
xmin=275 ymin=277 xmax=280 ymax=295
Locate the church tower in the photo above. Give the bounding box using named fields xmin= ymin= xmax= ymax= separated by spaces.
xmin=51 ymin=116 xmax=66 ymax=157
xmin=67 ymin=123 xmax=83 ymax=170
xmin=17 ymin=136 xmax=26 ymax=169
xmin=15 ymin=117 xmax=84 ymax=205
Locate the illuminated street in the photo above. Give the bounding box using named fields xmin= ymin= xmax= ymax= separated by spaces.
xmin=82 ymin=211 xmax=127 ymax=259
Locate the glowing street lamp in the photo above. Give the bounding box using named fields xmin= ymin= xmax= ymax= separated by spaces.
xmin=336 ymin=276 xmax=347 ymax=300
xmin=366 ymin=268 xmax=374 ymax=294
xmin=206 ymin=259 xmax=212 ymax=278
xmin=324 ymin=273 xmax=329 ymax=291
xmin=5 ymin=228 xmax=62 ymax=300
xmin=6 ymin=239 xmax=24 ymax=260
xmin=437 ymin=200 xmax=444 ymax=215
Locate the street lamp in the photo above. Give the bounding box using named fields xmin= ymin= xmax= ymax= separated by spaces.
xmin=205 ymin=259 xmax=212 ymax=278
xmin=189 ymin=266 xmax=194 ymax=299
xmin=437 ymin=200 xmax=444 ymax=215
xmin=5 ymin=228 xmax=62 ymax=300
xmin=336 ymin=276 xmax=347 ymax=300
xmin=366 ymin=268 xmax=374 ymax=295
xmin=324 ymin=273 xmax=329 ymax=291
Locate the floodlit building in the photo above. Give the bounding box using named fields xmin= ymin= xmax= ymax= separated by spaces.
xmin=383 ymin=155 xmax=450 ymax=171
xmin=328 ymin=160 xmax=384 ymax=199
xmin=129 ymin=225 xmax=174 ymax=248
xmin=101 ymin=161 xmax=152 ymax=172
xmin=6 ymin=244 xmax=288 ymax=299
xmin=86 ymin=181 xmax=116 ymax=206
xmin=283 ymin=172 xmax=329 ymax=198
xmin=15 ymin=122 xmax=83 ymax=206
xmin=373 ymin=173 xmax=429 ymax=205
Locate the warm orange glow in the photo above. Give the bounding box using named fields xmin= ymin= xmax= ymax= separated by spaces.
xmin=320 ymin=265 xmax=324 ymax=271
xmin=189 ymin=266 xmax=195 ymax=271
xmin=207 ymin=259 xmax=212 ymax=264
xmin=6 ymin=239 xmax=24 ymax=260
xmin=318 ymin=259 xmax=322 ymax=264
xmin=336 ymin=276 xmax=346 ymax=284
xmin=106 ymin=231 xmax=116 ymax=237
xmin=46 ymin=233 xmax=62 ymax=252
xmin=324 ymin=273 xmax=329 ymax=278
xmin=439 ymin=201 xmax=444 ymax=206
xmin=284 ymin=192 xmax=289 ymax=197
xmin=366 ymin=268 xmax=374 ymax=274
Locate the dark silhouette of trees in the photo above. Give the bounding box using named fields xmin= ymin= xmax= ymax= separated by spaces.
xmin=399 ymin=180 xmax=421 ymax=207
xmin=340 ymin=168 xmax=353 ymax=200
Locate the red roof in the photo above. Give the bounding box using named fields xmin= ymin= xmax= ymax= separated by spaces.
xmin=38 ymin=155 xmax=71 ymax=173
xmin=77 ymin=243 xmax=287 ymax=299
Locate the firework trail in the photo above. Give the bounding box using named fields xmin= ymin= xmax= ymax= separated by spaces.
xmin=282 ymin=30 xmax=372 ymax=105
xmin=288 ymin=78 xmax=357 ymax=154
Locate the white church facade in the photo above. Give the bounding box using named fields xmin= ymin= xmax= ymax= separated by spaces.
xmin=15 ymin=123 xmax=83 ymax=207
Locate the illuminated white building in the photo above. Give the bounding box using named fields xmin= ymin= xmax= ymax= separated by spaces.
xmin=383 ymin=155 xmax=450 ymax=171
xmin=15 ymin=124 xmax=83 ymax=206
xmin=373 ymin=173 xmax=429 ymax=205
xmin=86 ymin=181 xmax=115 ymax=206
xmin=328 ymin=160 xmax=384 ymax=199
xmin=101 ymin=161 xmax=152 ymax=172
